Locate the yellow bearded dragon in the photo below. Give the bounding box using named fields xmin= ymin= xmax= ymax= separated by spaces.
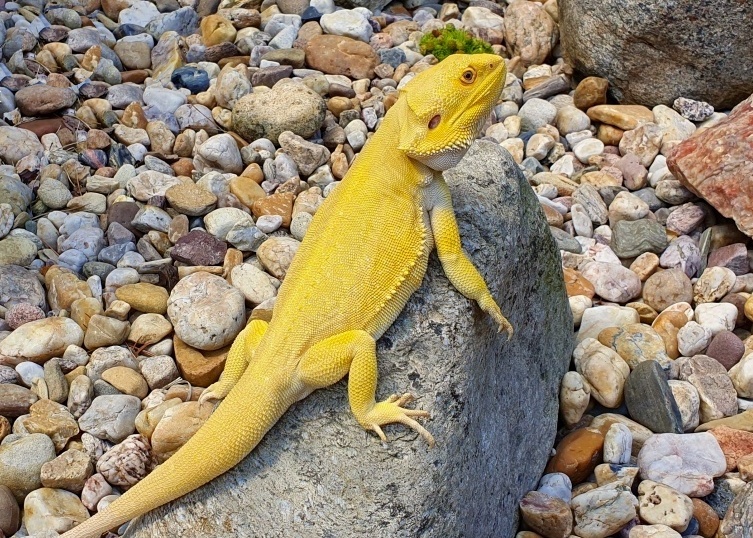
xmin=62 ymin=53 xmax=512 ymax=538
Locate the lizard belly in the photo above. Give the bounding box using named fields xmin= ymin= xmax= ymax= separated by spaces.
xmin=257 ymin=179 xmax=431 ymax=359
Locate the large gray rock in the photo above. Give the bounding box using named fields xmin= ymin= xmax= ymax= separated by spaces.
xmin=333 ymin=0 xmax=388 ymax=11
xmin=125 ymin=141 xmax=572 ymax=538
xmin=559 ymin=0 xmax=753 ymax=109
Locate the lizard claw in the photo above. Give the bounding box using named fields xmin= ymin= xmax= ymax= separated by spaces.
xmin=497 ymin=316 xmax=514 ymax=341
xmin=478 ymin=295 xmax=513 ymax=341
xmin=360 ymin=393 xmax=435 ymax=448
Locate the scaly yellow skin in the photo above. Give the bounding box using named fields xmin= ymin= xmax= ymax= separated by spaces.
xmin=62 ymin=54 xmax=512 ymax=538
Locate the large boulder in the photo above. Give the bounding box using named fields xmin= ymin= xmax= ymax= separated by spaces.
xmin=668 ymin=95 xmax=753 ymax=236
xmin=559 ymin=0 xmax=753 ymax=109
xmin=125 ymin=141 xmax=572 ymax=538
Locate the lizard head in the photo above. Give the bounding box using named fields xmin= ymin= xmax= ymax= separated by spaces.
xmin=397 ymin=53 xmax=506 ymax=171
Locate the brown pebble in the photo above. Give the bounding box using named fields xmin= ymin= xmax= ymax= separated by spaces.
xmin=545 ymin=428 xmax=604 ymax=485
xmin=707 ymin=330 xmax=745 ymax=370
xmin=121 ymin=70 xmax=149 ymax=84
xmin=171 ymin=158 xmax=195 ymax=177
xmin=691 ymin=498 xmax=719 ymax=538
xmin=174 ymin=336 xmax=229 ymax=387
xmin=252 ymin=191 xmax=295 ymax=227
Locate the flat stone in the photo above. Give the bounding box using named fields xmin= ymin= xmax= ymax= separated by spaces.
xmin=625 ymin=360 xmax=683 ymax=434
xmin=659 ymin=236 xmax=702 ymax=279
xmin=577 ymin=305 xmax=640 ymax=343
xmin=170 ymin=229 xmax=227 ymax=266
xmin=611 ymin=219 xmax=668 ymax=259
xmin=709 ymin=426 xmax=753 ymax=472
xmin=304 ymin=34 xmax=378 ymax=80
xmin=0 ymin=383 xmax=37 ymax=417
xmin=165 ymin=182 xmax=217 ymax=216
xmin=637 ymin=433 xmax=726 ymax=496
xmin=15 ymin=85 xmax=77 ymax=116
xmin=115 ymin=283 xmax=169 ymax=314
xmin=675 ymin=355 xmax=737 ymax=423
xmin=581 ymin=261 xmax=641 ymax=303
xmin=40 ymin=449 xmax=93 ymax=493
xmin=173 ymin=336 xmax=228 ymax=387
xmin=0 ymin=317 xmax=84 ymax=366
xmin=668 ymin=95 xmax=753 ymax=236
xmin=708 ymin=243 xmax=749 ymax=276
xmin=24 ymin=399 xmax=80 ymax=451
xmin=23 ymin=487 xmax=89 ymax=535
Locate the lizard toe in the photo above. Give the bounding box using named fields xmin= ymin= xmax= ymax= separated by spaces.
xmin=360 ymin=395 xmax=434 ymax=447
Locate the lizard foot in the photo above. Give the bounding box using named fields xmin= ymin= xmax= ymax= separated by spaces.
xmin=479 ymin=296 xmax=514 ymax=341
xmin=360 ymin=393 xmax=435 ymax=448
xmin=198 ymin=380 xmax=232 ymax=406
xmin=494 ymin=312 xmax=514 ymax=341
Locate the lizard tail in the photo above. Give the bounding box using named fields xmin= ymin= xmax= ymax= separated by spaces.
xmin=61 ymin=377 xmax=292 ymax=538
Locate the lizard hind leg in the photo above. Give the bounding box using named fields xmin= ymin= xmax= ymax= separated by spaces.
xmin=199 ymin=319 xmax=268 ymax=405
xmin=296 ymin=330 xmax=434 ymax=447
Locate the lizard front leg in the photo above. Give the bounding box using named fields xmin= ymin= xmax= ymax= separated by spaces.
xmin=199 ymin=319 xmax=268 ymax=404
xmin=296 ymin=330 xmax=434 ymax=446
xmin=426 ymin=177 xmax=514 ymax=340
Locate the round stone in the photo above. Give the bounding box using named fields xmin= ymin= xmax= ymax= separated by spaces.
xmin=232 ymin=80 xmax=326 ymax=144
xmin=581 ymin=261 xmax=641 ymax=303
xmin=643 ymin=269 xmax=693 ymax=312
xmin=166 ymin=272 xmax=245 ymax=351
xmin=165 ymin=183 xmax=220 ymax=217
xmin=518 ymin=98 xmax=558 ymax=132
xmin=0 ymin=433 xmax=56 ymax=502
xmin=707 ymin=330 xmax=745 ymax=370
xmin=37 ymin=179 xmax=73 ymax=210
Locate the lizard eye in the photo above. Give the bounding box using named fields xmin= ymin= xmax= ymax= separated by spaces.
xmin=428 ymin=114 xmax=441 ymax=129
xmin=461 ymin=69 xmax=476 ymax=84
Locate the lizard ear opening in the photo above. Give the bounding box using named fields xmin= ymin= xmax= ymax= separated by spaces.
xmin=428 ymin=115 xmax=441 ymax=129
